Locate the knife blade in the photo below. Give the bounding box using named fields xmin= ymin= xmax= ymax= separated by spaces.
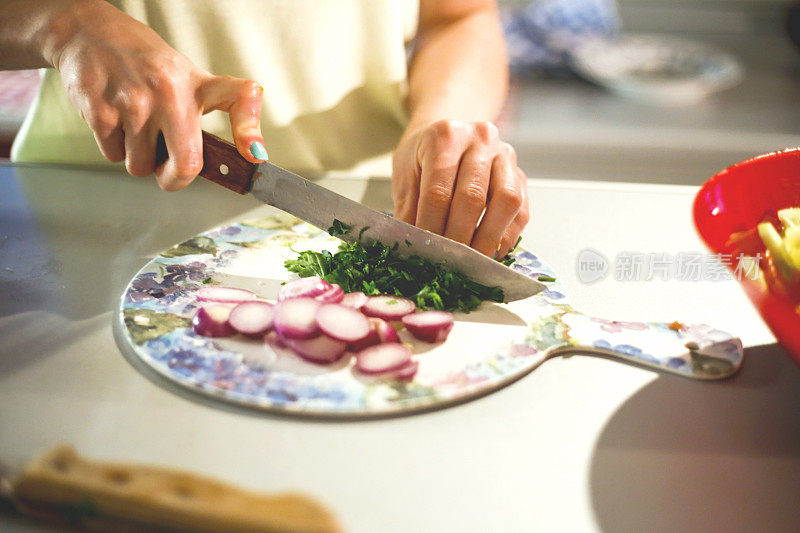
xmin=170 ymin=132 xmax=545 ymax=302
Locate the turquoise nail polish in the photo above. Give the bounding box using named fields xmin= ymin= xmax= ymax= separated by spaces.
xmin=250 ymin=141 xmax=268 ymax=161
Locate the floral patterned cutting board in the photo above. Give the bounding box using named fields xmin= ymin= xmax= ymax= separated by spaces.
xmin=115 ymin=208 xmax=743 ymax=418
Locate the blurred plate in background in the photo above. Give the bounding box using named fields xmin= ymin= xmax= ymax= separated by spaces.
xmin=571 ymin=33 xmax=744 ymax=105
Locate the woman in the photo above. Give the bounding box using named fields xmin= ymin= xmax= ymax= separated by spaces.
xmin=1 ymin=0 xmax=529 ymax=258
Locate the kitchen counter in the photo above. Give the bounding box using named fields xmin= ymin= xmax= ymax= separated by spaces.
xmin=1 ymin=162 xmax=799 ymax=532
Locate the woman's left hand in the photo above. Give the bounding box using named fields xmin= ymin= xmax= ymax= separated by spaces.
xmin=392 ymin=119 xmax=530 ymax=259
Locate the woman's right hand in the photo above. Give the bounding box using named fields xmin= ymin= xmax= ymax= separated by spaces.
xmin=50 ymin=1 xmax=266 ymax=190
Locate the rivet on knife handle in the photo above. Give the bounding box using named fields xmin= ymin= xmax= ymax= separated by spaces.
xmin=155 ymin=131 xmax=258 ymax=195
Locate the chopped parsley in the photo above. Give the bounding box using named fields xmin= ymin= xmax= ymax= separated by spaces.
xmin=284 ymin=220 xmax=504 ymax=312
xmin=499 ymin=236 xmax=523 ymax=266
xmin=327 ymin=219 xmax=352 ymax=237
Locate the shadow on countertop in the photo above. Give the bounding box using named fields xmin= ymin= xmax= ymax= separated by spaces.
xmin=589 ymin=342 xmax=800 ymax=532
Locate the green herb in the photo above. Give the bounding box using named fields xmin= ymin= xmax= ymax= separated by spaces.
xmin=328 ymin=219 xmax=352 ymax=237
xmin=284 ymin=220 xmax=504 ymax=312
xmin=404 ymin=239 xmax=412 ymax=247
xmin=537 ymin=275 xmax=556 ymax=282
xmin=202 ymin=277 xmax=212 ymax=284
xmin=499 ymin=236 xmax=523 ymax=266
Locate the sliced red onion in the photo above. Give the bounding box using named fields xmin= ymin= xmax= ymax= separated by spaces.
xmin=192 ymin=305 xmax=235 ymax=337
xmin=348 ymin=329 xmax=379 ymax=353
xmin=402 ymin=311 xmax=455 ymax=343
xmin=228 ymin=301 xmax=275 ymax=336
xmin=340 ymin=291 xmax=368 ymax=310
xmin=264 ymin=330 xmax=286 ymax=348
xmin=315 ymin=284 xmax=344 ymax=304
xmin=347 ymin=317 xmax=398 ymax=352
xmin=356 ymin=343 xmax=412 ymax=375
xmin=196 ymin=286 xmax=257 ymax=303
xmin=273 ymin=297 xmax=321 ymax=339
xmin=284 ymin=334 xmax=347 ymax=364
xmin=278 ymin=277 xmax=332 ymax=302
xmin=391 ymin=359 xmax=419 ymax=380
xmin=315 ymin=304 xmax=370 ymax=343
xmin=373 ymin=317 xmax=399 ymax=343
xmin=361 ymin=295 xmax=416 ymax=321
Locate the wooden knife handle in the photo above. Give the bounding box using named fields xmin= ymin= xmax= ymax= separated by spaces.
xmin=12 ymin=445 xmax=341 ymax=533
xmin=155 ymin=131 xmax=257 ymax=195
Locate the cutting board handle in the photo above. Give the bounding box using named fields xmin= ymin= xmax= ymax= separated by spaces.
xmin=155 ymin=131 xmax=257 ymax=194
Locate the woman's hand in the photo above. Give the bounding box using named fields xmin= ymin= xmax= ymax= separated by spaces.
xmin=50 ymin=1 xmax=266 ymax=190
xmin=392 ymin=119 xmax=530 ymax=259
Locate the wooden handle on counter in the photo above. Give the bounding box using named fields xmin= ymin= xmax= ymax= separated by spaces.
xmin=155 ymin=131 xmax=258 ymax=195
xmin=11 ymin=445 xmax=341 ymax=533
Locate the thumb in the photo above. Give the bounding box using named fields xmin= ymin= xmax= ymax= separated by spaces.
xmin=198 ymin=75 xmax=267 ymax=163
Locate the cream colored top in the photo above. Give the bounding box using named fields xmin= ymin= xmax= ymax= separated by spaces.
xmin=12 ymin=0 xmax=418 ymax=175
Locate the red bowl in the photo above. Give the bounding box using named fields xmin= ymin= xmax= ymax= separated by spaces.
xmin=693 ymin=148 xmax=800 ymax=363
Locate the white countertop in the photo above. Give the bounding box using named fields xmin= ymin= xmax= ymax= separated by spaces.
xmin=1 ymin=163 xmax=798 ymax=532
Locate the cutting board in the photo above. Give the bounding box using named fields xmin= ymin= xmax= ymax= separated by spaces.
xmin=114 ymin=207 xmax=743 ymax=418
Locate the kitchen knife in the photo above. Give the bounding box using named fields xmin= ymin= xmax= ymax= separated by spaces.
xmin=160 ymin=132 xmax=545 ymax=302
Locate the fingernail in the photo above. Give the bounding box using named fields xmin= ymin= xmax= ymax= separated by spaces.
xmin=250 ymin=141 xmax=268 ymax=161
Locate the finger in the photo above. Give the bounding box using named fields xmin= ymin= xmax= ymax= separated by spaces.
xmin=123 ymin=121 xmax=158 ymax=178
xmin=498 ymin=201 xmax=529 ymax=258
xmin=443 ymin=143 xmax=493 ymax=245
xmin=115 ymin=88 xmax=158 ymax=177
xmin=393 ymin=183 xmax=419 ymax=224
xmin=497 ymin=169 xmax=530 ymax=258
xmin=80 ymin=103 xmax=125 ymax=162
xmin=392 ymin=158 xmax=420 ymax=224
xmin=498 ymin=197 xmax=530 ymax=258
xmin=155 ymin=109 xmax=204 ymax=191
xmin=497 ymin=221 xmax=523 ymax=260
xmin=94 ymin=127 xmax=125 ymax=163
xmin=470 ymin=153 xmax=524 ymax=257
xmin=198 ymin=75 xmax=266 ymax=163
xmin=415 ymin=122 xmax=471 ymax=235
